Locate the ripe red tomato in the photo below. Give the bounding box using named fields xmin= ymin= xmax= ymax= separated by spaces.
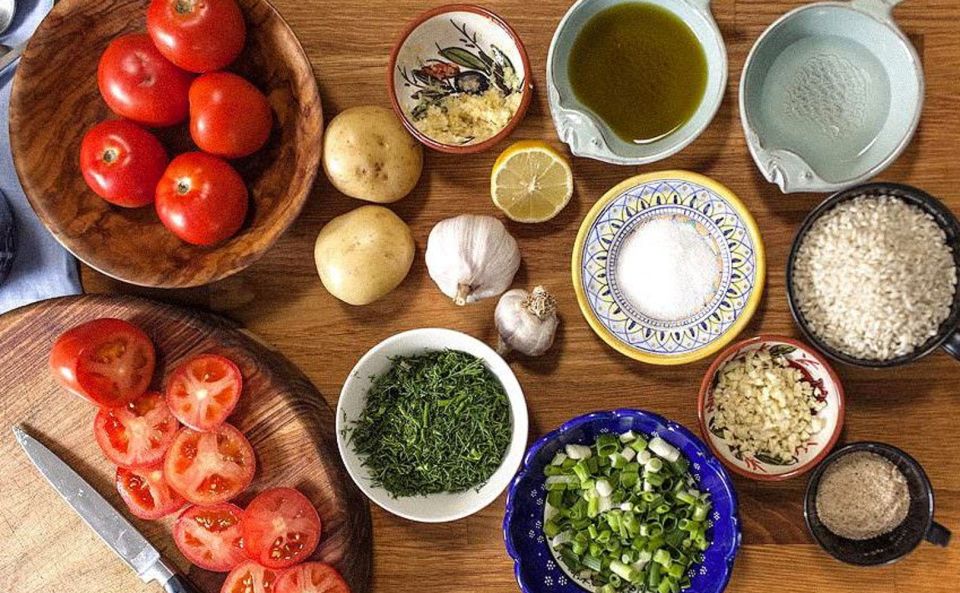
xmin=79 ymin=120 xmax=168 ymax=208
xmin=49 ymin=318 xmax=156 ymax=407
xmin=155 ymin=152 xmax=248 ymax=246
xmin=173 ymin=503 xmax=247 ymax=572
xmin=116 ymin=464 xmax=186 ymax=520
xmin=242 ymin=487 xmax=321 ymax=569
xmin=147 ymin=0 xmax=246 ymax=73
xmin=275 ymin=563 xmax=351 ymax=593
xmin=97 ymin=34 xmax=192 ymax=127
xmin=165 ymin=354 xmax=242 ymax=431
xmin=163 ymin=424 xmax=256 ymax=505
xmin=221 ymin=561 xmax=280 ymax=593
xmin=189 ymin=72 xmax=272 ymax=158
xmin=94 ymin=391 xmax=179 ymax=467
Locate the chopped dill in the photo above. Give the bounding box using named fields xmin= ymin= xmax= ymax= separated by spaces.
xmin=346 ymin=349 xmax=512 ymax=497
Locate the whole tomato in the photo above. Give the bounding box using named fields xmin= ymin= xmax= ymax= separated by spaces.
xmin=146 ymin=0 xmax=246 ymax=73
xmin=98 ymin=34 xmax=193 ymax=127
xmin=189 ymin=72 xmax=272 ymax=159
xmin=155 ymin=152 xmax=248 ymax=246
xmin=80 ymin=120 xmax=168 ymax=208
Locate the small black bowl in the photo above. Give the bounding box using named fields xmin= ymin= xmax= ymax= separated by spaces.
xmin=786 ymin=182 xmax=960 ymax=368
xmin=804 ymin=442 xmax=951 ymax=566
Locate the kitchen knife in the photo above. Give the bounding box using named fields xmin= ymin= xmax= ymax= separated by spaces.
xmin=13 ymin=425 xmax=201 ymax=593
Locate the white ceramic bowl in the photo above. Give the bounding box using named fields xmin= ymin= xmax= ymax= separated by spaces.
xmin=547 ymin=0 xmax=727 ymax=165
xmin=336 ymin=328 xmax=529 ymax=522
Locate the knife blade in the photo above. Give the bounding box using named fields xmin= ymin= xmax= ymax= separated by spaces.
xmin=13 ymin=425 xmax=200 ymax=593
xmin=0 ymin=40 xmax=23 ymax=73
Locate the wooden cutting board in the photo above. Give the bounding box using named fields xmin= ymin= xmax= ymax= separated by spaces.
xmin=0 ymin=295 xmax=372 ymax=593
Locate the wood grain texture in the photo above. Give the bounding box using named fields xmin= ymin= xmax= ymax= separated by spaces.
xmin=0 ymin=295 xmax=371 ymax=593
xmin=70 ymin=0 xmax=960 ymax=591
xmin=9 ymin=0 xmax=323 ymax=288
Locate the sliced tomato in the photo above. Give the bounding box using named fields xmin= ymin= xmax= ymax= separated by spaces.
xmin=116 ymin=464 xmax=186 ymax=520
xmin=242 ymin=487 xmax=321 ymax=569
xmin=50 ymin=318 xmax=156 ymax=407
xmin=173 ymin=503 xmax=247 ymax=572
xmin=275 ymin=563 xmax=351 ymax=593
xmin=166 ymin=354 xmax=242 ymax=431
xmin=94 ymin=391 xmax=179 ymax=467
xmin=163 ymin=424 xmax=256 ymax=505
xmin=221 ymin=560 xmax=281 ymax=593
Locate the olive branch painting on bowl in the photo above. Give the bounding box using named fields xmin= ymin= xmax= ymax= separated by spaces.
xmin=389 ymin=6 xmax=532 ymax=152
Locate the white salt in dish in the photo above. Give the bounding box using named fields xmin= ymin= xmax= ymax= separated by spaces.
xmin=616 ymin=217 xmax=722 ymax=321
xmin=573 ymin=171 xmax=766 ymax=365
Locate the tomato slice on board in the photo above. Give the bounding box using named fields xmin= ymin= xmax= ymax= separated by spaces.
xmin=49 ymin=318 xmax=156 ymax=407
xmin=94 ymin=391 xmax=179 ymax=468
xmin=221 ymin=560 xmax=281 ymax=593
xmin=163 ymin=424 xmax=256 ymax=505
xmin=116 ymin=464 xmax=186 ymax=520
xmin=173 ymin=503 xmax=246 ymax=572
xmin=166 ymin=354 xmax=242 ymax=431
xmin=275 ymin=563 xmax=351 ymax=593
xmin=242 ymin=487 xmax=321 ymax=569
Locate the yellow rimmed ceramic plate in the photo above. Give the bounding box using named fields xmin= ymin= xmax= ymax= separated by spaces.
xmin=572 ymin=171 xmax=766 ymax=365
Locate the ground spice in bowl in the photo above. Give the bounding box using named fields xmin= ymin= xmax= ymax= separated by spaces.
xmin=815 ymin=451 xmax=911 ymax=540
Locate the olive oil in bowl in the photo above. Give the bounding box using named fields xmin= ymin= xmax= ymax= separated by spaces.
xmin=568 ymin=3 xmax=708 ymax=144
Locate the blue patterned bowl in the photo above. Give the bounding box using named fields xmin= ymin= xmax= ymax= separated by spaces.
xmin=572 ymin=171 xmax=765 ymax=365
xmin=504 ymin=409 xmax=740 ymax=593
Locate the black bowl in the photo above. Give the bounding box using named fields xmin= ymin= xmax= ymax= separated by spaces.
xmin=804 ymin=442 xmax=951 ymax=566
xmin=786 ymin=182 xmax=960 ymax=368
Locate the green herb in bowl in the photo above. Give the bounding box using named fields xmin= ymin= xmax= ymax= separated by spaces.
xmin=346 ymin=349 xmax=512 ymax=497
xmin=544 ymin=431 xmax=712 ymax=593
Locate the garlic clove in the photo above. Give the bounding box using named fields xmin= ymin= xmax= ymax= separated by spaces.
xmin=425 ymin=214 xmax=521 ymax=305
xmin=495 ymin=285 xmax=559 ymax=357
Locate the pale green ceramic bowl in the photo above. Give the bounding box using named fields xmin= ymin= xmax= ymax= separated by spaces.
xmin=740 ymin=0 xmax=923 ymax=193
xmin=547 ymin=0 xmax=727 ymax=165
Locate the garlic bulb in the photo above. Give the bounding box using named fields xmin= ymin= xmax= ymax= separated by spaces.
xmin=425 ymin=214 xmax=521 ymax=305
xmin=495 ymin=286 xmax=559 ymax=356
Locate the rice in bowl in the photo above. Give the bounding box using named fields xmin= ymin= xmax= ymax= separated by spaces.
xmin=792 ymin=195 xmax=957 ymax=361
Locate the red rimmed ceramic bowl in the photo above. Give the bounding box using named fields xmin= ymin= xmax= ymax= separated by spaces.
xmin=387 ymin=4 xmax=533 ymax=154
xmin=698 ymin=336 xmax=845 ymax=481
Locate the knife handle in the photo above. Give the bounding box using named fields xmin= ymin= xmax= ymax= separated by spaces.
xmin=162 ymin=575 xmax=202 ymax=593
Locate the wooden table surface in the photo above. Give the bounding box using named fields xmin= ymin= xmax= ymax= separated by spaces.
xmin=79 ymin=0 xmax=960 ymax=592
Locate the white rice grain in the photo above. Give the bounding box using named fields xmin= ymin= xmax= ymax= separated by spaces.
xmin=792 ymin=195 xmax=957 ymax=361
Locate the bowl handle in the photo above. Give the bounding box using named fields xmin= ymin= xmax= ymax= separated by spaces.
xmin=925 ymin=521 xmax=952 ymax=547
xmin=941 ymin=329 xmax=960 ymax=362
xmin=850 ymin=0 xmax=903 ymax=19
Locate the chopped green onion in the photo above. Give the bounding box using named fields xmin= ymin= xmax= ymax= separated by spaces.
xmin=542 ymin=430 xmax=712 ymax=593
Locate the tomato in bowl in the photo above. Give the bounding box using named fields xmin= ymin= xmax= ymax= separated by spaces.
xmin=10 ymin=0 xmax=322 ymax=288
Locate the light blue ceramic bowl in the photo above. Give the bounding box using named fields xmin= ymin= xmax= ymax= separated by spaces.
xmin=504 ymin=409 xmax=741 ymax=593
xmin=740 ymin=0 xmax=923 ymax=193
xmin=547 ymin=0 xmax=727 ymax=165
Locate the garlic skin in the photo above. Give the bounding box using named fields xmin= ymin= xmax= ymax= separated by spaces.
xmin=495 ymin=286 xmax=559 ymax=356
xmin=425 ymin=214 xmax=521 ymax=305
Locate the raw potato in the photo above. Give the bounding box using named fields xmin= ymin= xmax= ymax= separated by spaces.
xmin=322 ymin=106 xmax=423 ymax=203
xmin=314 ymin=205 xmax=415 ymax=305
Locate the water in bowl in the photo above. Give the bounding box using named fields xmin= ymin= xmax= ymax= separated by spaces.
xmin=757 ymin=35 xmax=891 ymax=182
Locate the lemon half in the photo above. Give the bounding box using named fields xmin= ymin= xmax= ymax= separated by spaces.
xmin=491 ymin=141 xmax=573 ymax=223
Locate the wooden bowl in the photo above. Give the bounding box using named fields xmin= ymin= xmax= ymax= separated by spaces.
xmin=9 ymin=0 xmax=322 ymax=288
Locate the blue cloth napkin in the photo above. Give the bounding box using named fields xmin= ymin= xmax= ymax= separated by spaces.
xmin=0 ymin=0 xmax=81 ymax=314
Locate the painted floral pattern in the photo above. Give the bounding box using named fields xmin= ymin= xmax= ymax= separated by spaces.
xmin=703 ymin=342 xmax=839 ymax=475
xmin=397 ymin=20 xmax=524 ymax=123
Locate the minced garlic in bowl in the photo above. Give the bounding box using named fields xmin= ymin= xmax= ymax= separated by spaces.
xmin=710 ymin=347 xmax=826 ymax=464
xmin=412 ymin=88 xmax=522 ymax=146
